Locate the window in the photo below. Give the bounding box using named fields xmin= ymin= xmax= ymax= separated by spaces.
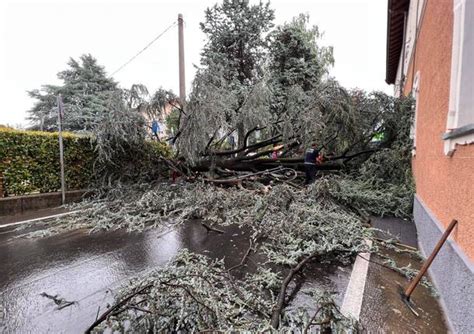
xmin=444 ymin=0 xmax=474 ymax=155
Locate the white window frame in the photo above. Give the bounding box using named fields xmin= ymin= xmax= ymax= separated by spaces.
xmin=444 ymin=0 xmax=474 ymax=156
xmin=411 ymin=71 xmax=420 ymax=156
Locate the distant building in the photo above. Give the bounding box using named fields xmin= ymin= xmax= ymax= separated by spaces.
xmin=140 ymin=100 xmax=178 ymax=141
xmin=386 ymin=0 xmax=473 ymax=331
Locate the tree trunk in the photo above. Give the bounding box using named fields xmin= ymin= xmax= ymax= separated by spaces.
xmin=191 ymin=157 xmax=342 ymax=173
xmin=237 ymin=122 xmax=245 ymax=157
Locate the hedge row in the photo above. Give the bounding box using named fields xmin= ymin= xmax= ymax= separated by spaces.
xmin=0 ymin=128 xmax=96 ymax=195
xmin=0 ymin=128 xmax=171 ymax=196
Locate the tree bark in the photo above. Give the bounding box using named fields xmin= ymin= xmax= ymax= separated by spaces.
xmin=237 ymin=122 xmax=246 ymax=157
xmin=192 ymin=157 xmax=342 ymax=173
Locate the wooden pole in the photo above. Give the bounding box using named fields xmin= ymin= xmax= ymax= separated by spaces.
xmin=57 ymin=95 xmax=66 ymax=205
xmin=178 ymin=13 xmax=185 ymax=103
xmin=403 ymin=219 xmax=458 ymax=299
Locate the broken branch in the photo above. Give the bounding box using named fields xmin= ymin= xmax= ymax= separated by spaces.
xmin=201 ymin=222 xmax=225 ymax=234
xmin=270 ymin=251 xmax=321 ymax=328
xmin=228 ymin=238 xmax=254 ymax=272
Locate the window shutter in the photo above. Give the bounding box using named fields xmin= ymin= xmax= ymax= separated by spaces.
xmin=457 ymin=0 xmax=474 ymax=126
xmin=447 ymin=0 xmax=464 ymax=130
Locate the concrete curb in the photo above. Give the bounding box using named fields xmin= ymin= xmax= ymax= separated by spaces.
xmin=0 ymin=190 xmax=88 ymax=217
xmin=340 ymin=239 xmax=373 ymax=320
xmin=0 ymin=210 xmax=82 ymax=229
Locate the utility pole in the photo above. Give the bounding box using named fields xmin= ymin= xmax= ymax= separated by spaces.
xmin=57 ymin=95 xmax=66 ymax=205
xmin=178 ymin=13 xmax=186 ymax=103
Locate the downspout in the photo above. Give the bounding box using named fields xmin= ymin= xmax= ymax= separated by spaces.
xmin=411 ymin=0 xmax=428 ymax=89
xmin=411 ymin=0 xmax=420 ymax=90
xmin=400 ymin=10 xmax=408 ymax=97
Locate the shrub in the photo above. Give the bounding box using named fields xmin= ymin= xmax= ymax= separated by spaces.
xmin=0 ymin=128 xmax=95 ymax=195
xmin=0 ymin=128 xmax=171 ymax=196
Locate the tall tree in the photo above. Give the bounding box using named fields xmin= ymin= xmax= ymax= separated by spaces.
xmin=267 ymin=14 xmax=334 ymax=119
xmin=27 ymin=54 xmax=118 ymax=131
xmin=262 ymin=14 xmax=336 ymax=147
xmin=199 ymin=0 xmax=275 ymax=149
xmin=173 ymin=7 xmax=413 ymax=178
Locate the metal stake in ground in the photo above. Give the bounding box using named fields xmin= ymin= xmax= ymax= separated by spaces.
xmin=403 ymin=219 xmax=458 ymax=301
xmin=57 ymin=95 xmax=66 ymax=205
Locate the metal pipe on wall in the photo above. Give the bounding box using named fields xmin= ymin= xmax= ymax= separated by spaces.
xmin=178 ymin=14 xmax=186 ymax=103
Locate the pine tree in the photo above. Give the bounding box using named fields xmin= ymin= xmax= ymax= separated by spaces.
xmin=267 ymin=14 xmax=334 ymax=120
xmin=27 ymin=54 xmax=118 ymax=131
xmin=199 ymin=0 xmax=275 ymax=149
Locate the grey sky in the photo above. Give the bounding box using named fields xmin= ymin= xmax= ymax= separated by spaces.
xmin=0 ymin=0 xmax=392 ymax=127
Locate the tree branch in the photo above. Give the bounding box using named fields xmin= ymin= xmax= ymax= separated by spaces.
xmin=270 ymin=251 xmax=320 ymax=328
xmin=209 ymin=135 xmax=282 ymax=156
xmin=85 ymin=284 xmax=153 ymax=333
xmin=228 ymin=238 xmax=254 ymax=272
xmin=201 ymin=222 xmax=225 ymax=234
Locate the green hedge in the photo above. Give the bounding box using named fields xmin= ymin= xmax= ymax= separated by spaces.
xmin=0 ymin=128 xmax=95 ymax=195
xmin=0 ymin=128 xmax=172 ymax=196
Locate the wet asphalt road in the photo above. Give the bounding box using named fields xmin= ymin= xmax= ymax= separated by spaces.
xmin=0 ymin=218 xmax=351 ymax=333
xmin=0 ymin=212 xmax=450 ymax=333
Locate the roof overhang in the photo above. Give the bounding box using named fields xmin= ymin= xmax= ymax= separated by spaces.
xmin=385 ymin=0 xmax=410 ymax=84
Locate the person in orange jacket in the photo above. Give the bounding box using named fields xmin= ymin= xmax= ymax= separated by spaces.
xmin=316 ymin=151 xmax=325 ymax=165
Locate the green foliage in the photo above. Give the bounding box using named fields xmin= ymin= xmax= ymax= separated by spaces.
xmin=357 ymin=95 xmax=415 ymax=185
xmin=0 ymin=128 xmax=94 ymax=195
xmin=93 ymin=250 xmax=358 ymax=332
xmin=195 ymin=0 xmax=275 ymax=149
xmin=337 ymin=95 xmax=415 ymax=219
xmin=90 ymin=90 xmax=172 ymax=186
xmin=123 ymin=85 xmax=178 ymax=120
xmin=309 ymin=92 xmax=414 ymax=220
xmin=178 ymin=8 xmax=342 ymax=159
xmin=200 ymin=0 xmax=274 ymax=85
xmin=27 ymin=54 xmax=118 ymax=131
xmin=178 ymin=8 xmax=414 ymax=167
xmin=0 ymin=127 xmax=171 ymax=196
xmin=165 ymin=108 xmax=180 ymax=136
xmin=309 ymin=93 xmax=415 ymax=220
xmin=78 ymin=181 xmax=363 ymax=331
xmin=14 ymin=178 xmax=415 ymax=331
xmin=267 ymin=13 xmax=334 ymax=119
xmin=318 ymin=176 xmax=414 ymax=219
xmin=101 ymin=250 xmax=274 ymax=332
xmin=268 ymin=14 xmax=333 ymax=88
xmin=25 ymin=54 xmax=175 ymax=184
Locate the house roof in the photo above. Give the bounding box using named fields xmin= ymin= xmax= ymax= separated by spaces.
xmin=385 ymin=0 xmax=410 ymax=84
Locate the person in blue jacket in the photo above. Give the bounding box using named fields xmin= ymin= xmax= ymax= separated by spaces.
xmin=304 ymin=143 xmax=319 ymax=185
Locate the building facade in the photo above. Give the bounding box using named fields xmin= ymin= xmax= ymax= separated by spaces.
xmin=140 ymin=101 xmax=178 ymax=141
xmin=386 ymin=0 xmax=473 ymax=332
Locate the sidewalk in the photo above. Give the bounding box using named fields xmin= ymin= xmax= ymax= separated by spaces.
xmin=360 ymin=217 xmax=449 ymax=332
xmin=371 ymin=216 xmax=418 ymax=247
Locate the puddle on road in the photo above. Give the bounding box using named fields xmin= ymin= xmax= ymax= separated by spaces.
xmin=0 ymin=221 xmax=350 ymax=333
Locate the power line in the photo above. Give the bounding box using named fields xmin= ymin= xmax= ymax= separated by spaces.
xmin=110 ymin=21 xmax=177 ymax=77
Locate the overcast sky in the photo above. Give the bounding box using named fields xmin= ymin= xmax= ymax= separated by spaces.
xmin=0 ymin=0 xmax=393 ymax=127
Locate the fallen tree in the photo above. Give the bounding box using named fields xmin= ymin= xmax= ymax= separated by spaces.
xmin=38 ymin=176 xmax=419 ymax=333
xmin=166 ymin=9 xmax=413 ymax=179
xmin=15 ymin=2 xmax=420 ymax=332
xmin=53 ymin=1 xmax=414 ymax=196
xmin=71 ymin=180 xmax=366 ymax=332
xmin=86 ymin=250 xmax=358 ymax=333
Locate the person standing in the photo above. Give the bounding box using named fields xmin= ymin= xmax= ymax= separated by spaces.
xmin=304 ymin=143 xmax=319 ymax=185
